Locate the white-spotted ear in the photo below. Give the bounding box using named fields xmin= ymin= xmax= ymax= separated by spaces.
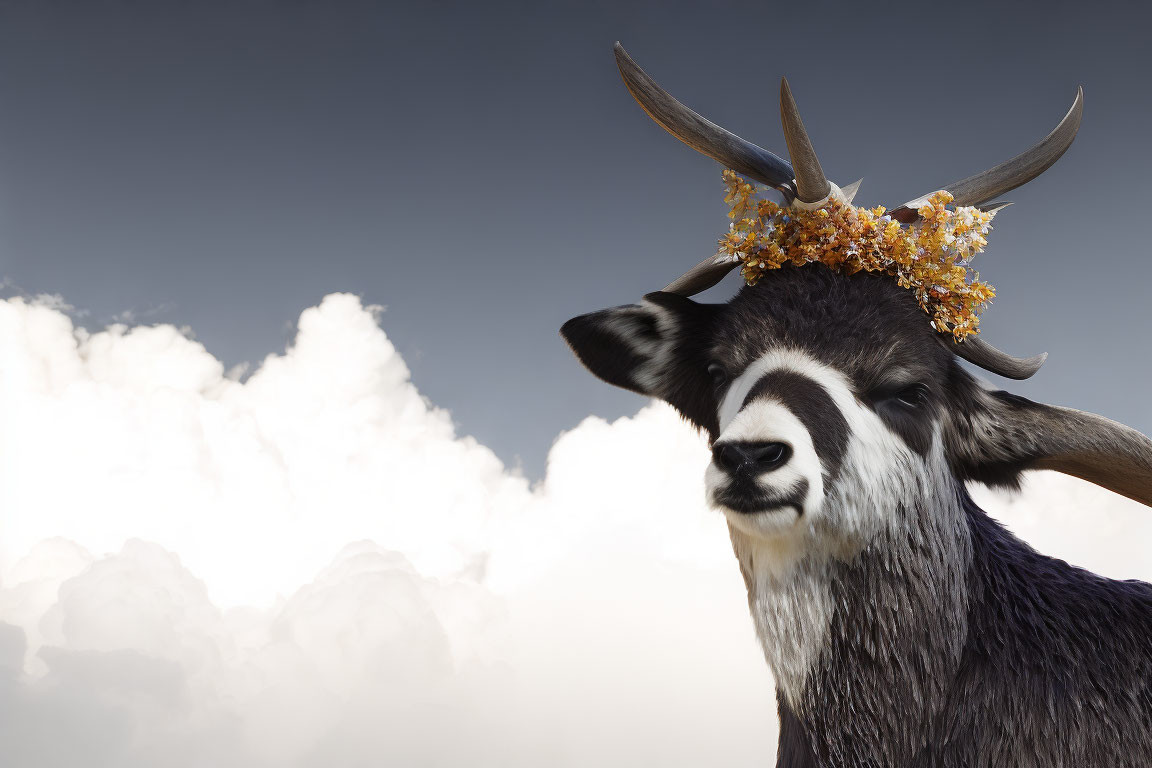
xmin=948 ymin=388 xmax=1152 ymax=507
xmin=561 ymin=292 xmax=721 ymax=433
xmin=561 ymin=296 xmax=677 ymax=395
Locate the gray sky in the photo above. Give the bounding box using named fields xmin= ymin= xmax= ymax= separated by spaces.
xmin=0 ymin=0 xmax=1149 ymax=479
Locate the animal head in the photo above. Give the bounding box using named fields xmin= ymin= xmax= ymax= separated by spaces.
xmin=562 ymin=44 xmax=1152 ymax=557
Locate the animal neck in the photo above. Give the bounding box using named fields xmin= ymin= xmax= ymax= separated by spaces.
xmin=729 ymin=477 xmax=972 ymax=765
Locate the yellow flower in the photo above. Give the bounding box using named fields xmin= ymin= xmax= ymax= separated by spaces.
xmin=717 ymin=172 xmax=996 ymax=340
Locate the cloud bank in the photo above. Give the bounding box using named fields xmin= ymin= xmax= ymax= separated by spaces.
xmin=0 ymin=293 xmax=1148 ymax=767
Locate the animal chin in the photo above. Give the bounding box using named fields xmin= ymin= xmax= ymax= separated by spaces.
xmin=711 ymin=486 xmax=805 ymax=517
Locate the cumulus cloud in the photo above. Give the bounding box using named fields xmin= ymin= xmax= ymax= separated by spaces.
xmin=0 ymin=292 xmax=1148 ymax=767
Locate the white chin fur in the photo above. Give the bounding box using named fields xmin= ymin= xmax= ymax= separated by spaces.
xmin=705 ymin=467 xmax=820 ymax=541
xmin=707 ymin=347 xmax=940 ymax=706
xmin=721 ymin=504 xmax=806 ymax=539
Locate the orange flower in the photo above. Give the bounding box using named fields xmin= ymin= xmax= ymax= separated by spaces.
xmin=715 ymin=173 xmax=996 ymax=340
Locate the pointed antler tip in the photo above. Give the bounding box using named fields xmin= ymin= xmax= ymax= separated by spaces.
xmin=952 ymin=337 xmax=1048 ymax=380
xmin=610 ymin=43 xmax=795 ymax=192
xmin=895 ymin=85 xmax=1085 ymax=213
xmin=778 ymin=76 xmax=830 ymax=203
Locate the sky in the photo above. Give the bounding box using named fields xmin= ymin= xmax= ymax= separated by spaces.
xmin=1 ymin=1 xmax=1151 ymax=765
xmin=0 ymin=0 xmax=1150 ymax=478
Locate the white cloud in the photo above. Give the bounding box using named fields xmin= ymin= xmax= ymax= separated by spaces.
xmin=0 ymin=293 xmax=1148 ymax=767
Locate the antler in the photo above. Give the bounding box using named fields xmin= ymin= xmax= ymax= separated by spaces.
xmin=915 ymin=88 xmax=1082 ymax=379
xmin=662 ymin=255 xmax=739 ymax=296
xmin=614 ymin=43 xmax=795 ymax=196
xmin=615 ymin=46 xmax=834 ymax=296
xmin=945 ymin=337 xmax=1047 ymax=380
xmin=957 ymin=392 xmax=1152 ymax=508
xmin=779 ymin=78 xmax=830 ymax=204
xmin=890 ymin=87 xmax=1083 ymax=223
xmin=615 ymin=44 xmax=1079 ymax=381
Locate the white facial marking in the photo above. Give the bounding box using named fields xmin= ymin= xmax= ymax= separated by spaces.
xmin=718 ymin=348 xmax=856 ymax=434
xmin=706 ymin=401 xmax=824 ymax=534
xmin=711 ymin=347 xmax=937 ymax=706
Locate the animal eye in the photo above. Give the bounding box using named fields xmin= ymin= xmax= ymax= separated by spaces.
xmin=892 ymin=383 xmax=930 ymax=408
xmin=707 ymin=363 xmax=728 ymax=388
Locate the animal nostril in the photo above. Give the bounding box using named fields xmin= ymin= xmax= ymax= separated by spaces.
xmin=749 ymin=442 xmax=790 ymax=468
xmin=713 ymin=441 xmax=791 ymax=474
xmin=714 ymin=444 xmax=742 ymax=473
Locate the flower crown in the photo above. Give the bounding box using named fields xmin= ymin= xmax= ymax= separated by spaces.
xmin=715 ymin=170 xmax=997 ymax=341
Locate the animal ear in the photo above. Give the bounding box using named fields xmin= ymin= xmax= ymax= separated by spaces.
xmin=948 ymin=388 xmax=1152 ymax=507
xmin=560 ymin=291 xmax=719 ymax=432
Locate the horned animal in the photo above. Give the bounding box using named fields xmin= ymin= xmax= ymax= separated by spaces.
xmin=561 ymin=44 xmax=1152 ymax=767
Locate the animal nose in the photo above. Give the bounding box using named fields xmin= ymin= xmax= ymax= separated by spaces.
xmin=712 ymin=441 xmax=792 ymax=475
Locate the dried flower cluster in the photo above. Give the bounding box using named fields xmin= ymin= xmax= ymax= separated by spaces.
xmin=717 ymin=170 xmax=997 ymax=340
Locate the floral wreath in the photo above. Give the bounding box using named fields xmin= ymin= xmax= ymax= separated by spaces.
xmin=715 ymin=170 xmax=997 ymax=341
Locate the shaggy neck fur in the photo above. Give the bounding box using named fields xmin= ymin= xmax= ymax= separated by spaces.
xmin=734 ymin=480 xmax=1152 ymax=767
xmin=732 ymin=465 xmax=967 ymax=764
xmin=729 ymin=441 xmax=971 ymax=766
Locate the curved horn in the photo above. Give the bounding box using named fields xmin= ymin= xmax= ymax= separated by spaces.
xmin=957 ymin=393 xmax=1152 ymax=508
xmin=1028 ymin=406 xmax=1152 ymax=507
xmin=946 ymin=336 xmax=1048 ymax=380
xmin=779 ymin=78 xmax=831 ymax=204
xmin=662 ymin=255 xmax=739 ymax=297
xmin=614 ymin=43 xmax=795 ymax=194
xmin=892 ymin=87 xmax=1083 ymax=221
